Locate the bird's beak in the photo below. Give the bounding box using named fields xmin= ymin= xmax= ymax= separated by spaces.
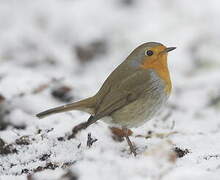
xmin=165 ymin=47 xmax=176 ymax=53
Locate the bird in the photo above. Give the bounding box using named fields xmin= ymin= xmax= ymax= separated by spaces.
xmin=36 ymin=42 xmax=176 ymax=156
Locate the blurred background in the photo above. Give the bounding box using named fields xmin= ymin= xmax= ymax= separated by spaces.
xmin=0 ymin=0 xmax=220 ymax=179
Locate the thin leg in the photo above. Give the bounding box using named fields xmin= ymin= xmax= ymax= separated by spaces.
xmin=123 ymin=128 xmax=137 ymax=156
xmin=68 ymin=116 xmax=98 ymax=139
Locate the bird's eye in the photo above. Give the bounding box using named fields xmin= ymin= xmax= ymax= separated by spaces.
xmin=145 ymin=50 xmax=153 ymax=56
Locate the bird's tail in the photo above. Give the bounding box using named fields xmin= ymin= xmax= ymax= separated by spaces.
xmin=36 ymin=97 xmax=96 ymax=119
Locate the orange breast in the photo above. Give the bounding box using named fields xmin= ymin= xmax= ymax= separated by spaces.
xmin=140 ymin=54 xmax=172 ymax=94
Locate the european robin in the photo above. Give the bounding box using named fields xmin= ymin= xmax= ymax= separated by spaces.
xmin=36 ymin=42 xmax=176 ymax=156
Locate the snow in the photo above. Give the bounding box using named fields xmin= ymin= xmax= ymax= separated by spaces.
xmin=1 ymin=0 xmax=220 ymax=179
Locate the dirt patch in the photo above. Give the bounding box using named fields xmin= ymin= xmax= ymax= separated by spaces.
xmin=173 ymin=147 xmax=190 ymax=158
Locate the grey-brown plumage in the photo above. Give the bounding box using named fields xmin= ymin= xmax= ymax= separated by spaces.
xmin=36 ymin=42 xmax=175 ymax=129
xmin=36 ymin=42 xmax=176 ymax=156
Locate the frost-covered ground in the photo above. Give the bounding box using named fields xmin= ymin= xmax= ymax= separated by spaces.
xmin=1 ymin=0 xmax=220 ymax=179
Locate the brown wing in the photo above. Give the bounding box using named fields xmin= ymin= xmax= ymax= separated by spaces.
xmin=93 ymin=70 xmax=152 ymax=120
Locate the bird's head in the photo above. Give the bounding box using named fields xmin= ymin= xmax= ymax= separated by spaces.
xmin=129 ymin=42 xmax=176 ymax=69
xmin=128 ymin=42 xmax=176 ymax=94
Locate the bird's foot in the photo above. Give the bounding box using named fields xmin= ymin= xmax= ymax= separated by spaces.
xmin=125 ymin=135 xmax=137 ymax=156
xmin=110 ymin=127 xmax=137 ymax=156
xmin=118 ymin=127 xmax=137 ymax=156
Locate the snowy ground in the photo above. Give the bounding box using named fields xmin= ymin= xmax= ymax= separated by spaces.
xmin=1 ymin=0 xmax=220 ymax=180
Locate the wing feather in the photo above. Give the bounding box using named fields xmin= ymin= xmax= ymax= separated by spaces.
xmin=93 ymin=70 xmax=151 ymax=120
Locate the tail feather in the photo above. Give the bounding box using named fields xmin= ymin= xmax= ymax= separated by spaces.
xmin=36 ymin=97 xmax=95 ymax=119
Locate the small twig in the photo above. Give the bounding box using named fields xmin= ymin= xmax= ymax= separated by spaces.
xmin=32 ymin=84 xmax=49 ymax=94
xmin=136 ymin=131 xmax=178 ymax=139
xmin=77 ymin=143 xmax=81 ymax=149
xmin=87 ymin=133 xmax=97 ymax=148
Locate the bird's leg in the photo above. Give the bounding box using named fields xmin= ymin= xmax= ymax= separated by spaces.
xmin=123 ymin=128 xmax=137 ymax=156
xmin=110 ymin=127 xmax=133 ymax=142
xmin=68 ymin=116 xmax=97 ymax=139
